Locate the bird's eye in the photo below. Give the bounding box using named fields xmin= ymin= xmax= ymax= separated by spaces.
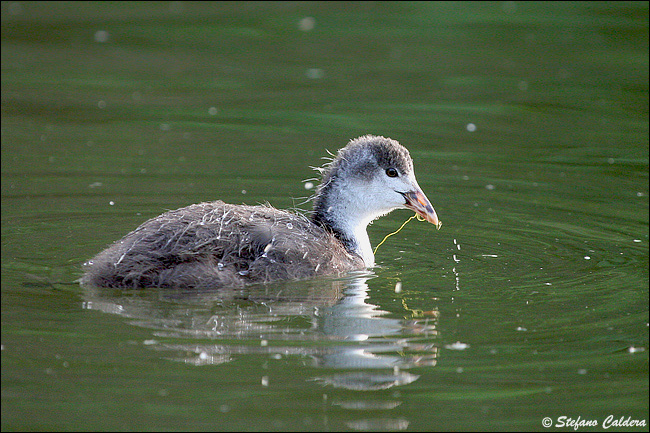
xmin=386 ymin=168 xmax=399 ymax=178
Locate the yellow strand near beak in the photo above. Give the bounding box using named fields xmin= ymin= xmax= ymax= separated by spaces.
xmin=373 ymin=213 xmax=421 ymax=255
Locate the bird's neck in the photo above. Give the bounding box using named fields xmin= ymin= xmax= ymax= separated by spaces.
xmin=311 ymin=179 xmax=376 ymax=267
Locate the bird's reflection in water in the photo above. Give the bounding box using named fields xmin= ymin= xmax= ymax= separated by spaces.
xmin=82 ymin=271 xmax=438 ymax=430
xmin=82 ymin=271 xmax=439 ymax=372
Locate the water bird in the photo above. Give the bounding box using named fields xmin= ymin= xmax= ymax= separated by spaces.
xmin=81 ymin=135 xmax=441 ymax=288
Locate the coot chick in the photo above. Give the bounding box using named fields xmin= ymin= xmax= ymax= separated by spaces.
xmin=81 ymin=135 xmax=440 ymax=289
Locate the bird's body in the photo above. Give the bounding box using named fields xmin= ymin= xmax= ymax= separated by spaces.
xmin=82 ymin=201 xmax=363 ymax=288
xmin=81 ymin=135 xmax=440 ymax=289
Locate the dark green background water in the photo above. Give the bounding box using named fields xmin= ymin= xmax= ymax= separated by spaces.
xmin=2 ymin=2 xmax=648 ymax=431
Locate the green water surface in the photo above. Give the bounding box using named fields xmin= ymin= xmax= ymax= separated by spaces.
xmin=2 ymin=2 xmax=648 ymax=431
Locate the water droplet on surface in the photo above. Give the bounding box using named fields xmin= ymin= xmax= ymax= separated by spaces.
xmin=445 ymin=341 xmax=470 ymax=350
xmin=94 ymin=30 xmax=109 ymax=43
xmin=298 ymin=16 xmax=315 ymax=31
xmin=306 ymin=68 xmax=325 ymax=79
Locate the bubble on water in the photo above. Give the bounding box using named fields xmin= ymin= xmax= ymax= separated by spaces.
xmin=94 ymin=30 xmax=110 ymax=43
xmin=97 ymin=100 xmax=106 ymax=109
xmin=109 ymin=201 xmax=115 ymax=206
xmin=306 ymin=68 xmax=325 ymax=79
xmin=298 ymin=16 xmax=315 ymax=31
xmin=286 ymin=223 xmax=293 ymax=229
xmin=584 ymin=256 xmax=591 ymax=260
xmin=485 ymin=184 xmax=495 ymax=190
xmin=516 ymin=326 xmax=527 ymax=332
xmin=304 ymin=181 xmax=314 ymax=190
xmin=208 ymin=106 xmax=218 ymax=115
xmin=577 ymin=368 xmax=587 ymax=375
xmin=445 ymin=341 xmax=470 ymax=350
xmin=466 ymin=123 xmax=476 ymax=132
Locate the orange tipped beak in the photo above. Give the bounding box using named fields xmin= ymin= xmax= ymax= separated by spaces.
xmin=402 ymin=189 xmax=442 ymax=230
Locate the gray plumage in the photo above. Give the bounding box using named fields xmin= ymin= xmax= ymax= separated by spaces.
xmin=81 ymin=135 xmax=440 ymax=289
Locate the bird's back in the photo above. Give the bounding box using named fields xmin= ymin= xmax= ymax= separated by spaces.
xmin=81 ymin=201 xmax=364 ymax=289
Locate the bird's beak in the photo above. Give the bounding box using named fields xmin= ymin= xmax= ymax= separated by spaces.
xmin=402 ymin=188 xmax=442 ymax=230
